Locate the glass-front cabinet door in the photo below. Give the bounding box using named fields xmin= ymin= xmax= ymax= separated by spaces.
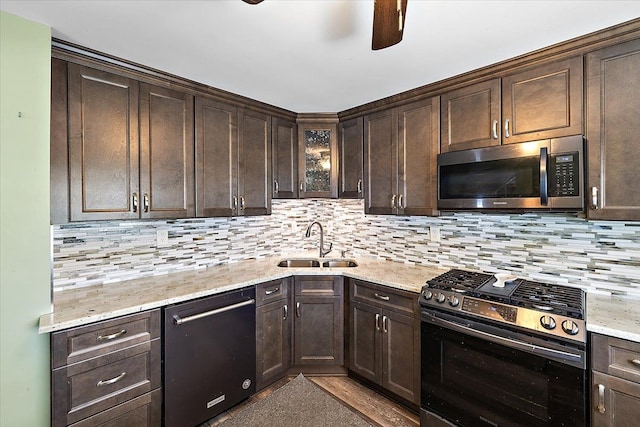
xmin=297 ymin=116 xmax=338 ymax=198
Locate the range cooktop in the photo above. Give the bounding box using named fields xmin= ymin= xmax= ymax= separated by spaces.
xmin=420 ymin=269 xmax=586 ymax=343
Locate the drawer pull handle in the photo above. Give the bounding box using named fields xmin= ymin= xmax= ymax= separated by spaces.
xmin=97 ymin=372 xmax=126 ymax=387
xmin=265 ymin=287 xmax=280 ymax=295
xmin=597 ymin=383 xmax=606 ymax=414
xmin=631 ymin=358 xmax=640 ymax=367
xmin=374 ymin=293 xmax=390 ymax=301
xmin=96 ymin=329 xmax=127 ymax=342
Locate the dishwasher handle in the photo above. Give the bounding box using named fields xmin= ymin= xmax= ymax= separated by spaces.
xmin=173 ymin=298 xmax=255 ymax=325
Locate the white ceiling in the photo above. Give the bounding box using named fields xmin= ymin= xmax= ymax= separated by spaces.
xmin=2 ymin=1 xmax=639 ymax=112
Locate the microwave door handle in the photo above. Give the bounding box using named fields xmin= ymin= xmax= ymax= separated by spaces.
xmin=540 ymin=147 xmax=548 ymax=205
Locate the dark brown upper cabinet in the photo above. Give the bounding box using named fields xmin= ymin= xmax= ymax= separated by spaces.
xmin=297 ymin=115 xmax=339 ymax=198
xmin=64 ymin=64 xmax=195 ymax=222
xmin=338 ymin=117 xmax=364 ymax=199
xmin=364 ymin=97 xmax=440 ymax=216
xmin=272 ymin=117 xmax=298 ymax=199
xmin=586 ymin=38 xmax=640 ymax=220
xmin=441 ymin=56 xmax=583 ymax=152
xmin=139 ymin=83 xmax=195 ymax=219
xmin=195 ymin=96 xmax=271 ymax=217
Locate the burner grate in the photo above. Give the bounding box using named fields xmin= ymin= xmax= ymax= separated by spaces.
xmin=510 ymin=280 xmax=584 ymax=319
xmin=427 ymin=269 xmax=492 ymax=293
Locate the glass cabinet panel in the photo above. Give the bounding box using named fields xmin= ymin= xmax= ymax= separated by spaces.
xmin=298 ymin=119 xmax=338 ymax=198
xmin=304 ymin=129 xmax=332 ymax=193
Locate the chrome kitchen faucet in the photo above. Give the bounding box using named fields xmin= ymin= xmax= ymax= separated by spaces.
xmin=305 ymin=221 xmax=332 ymax=258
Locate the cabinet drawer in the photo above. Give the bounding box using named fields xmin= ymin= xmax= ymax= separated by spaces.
xmin=350 ymin=279 xmax=417 ymax=316
xmin=295 ymin=276 xmax=342 ymax=296
xmin=68 ymin=389 xmax=161 ymax=427
xmin=53 ymin=340 xmax=161 ymax=427
xmin=52 ymin=310 xmax=160 ymax=369
xmin=592 ymin=333 xmax=640 ymax=383
xmin=256 ymin=279 xmax=289 ymax=306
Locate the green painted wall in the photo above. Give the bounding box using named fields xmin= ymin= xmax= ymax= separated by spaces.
xmin=1 ymin=11 xmax=52 ymax=427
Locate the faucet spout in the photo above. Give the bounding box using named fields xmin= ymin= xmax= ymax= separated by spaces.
xmin=305 ymin=221 xmax=332 ymax=258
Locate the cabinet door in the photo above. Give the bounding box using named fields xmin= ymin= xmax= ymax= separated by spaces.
xmin=298 ymin=123 xmax=339 ymax=198
xmin=338 ymin=117 xmax=364 ymax=199
xmin=592 ymin=371 xmax=640 ymax=427
xmin=195 ymin=97 xmax=237 ymax=217
xmin=68 ymin=64 xmax=140 ymax=221
xmin=586 ymin=39 xmax=640 ymax=220
xmin=256 ymin=299 xmax=291 ymax=390
xmin=139 ymin=83 xmax=194 ymax=219
xmin=382 ymin=310 xmax=420 ymax=404
xmin=51 ymin=58 xmax=69 ymax=224
xmin=397 ymin=97 xmax=439 ymax=216
xmin=239 ymin=109 xmax=271 ymax=216
xmin=272 ymin=117 xmax=298 ymax=199
xmin=294 ymin=296 xmax=343 ymax=366
xmin=364 ymin=108 xmax=397 ymax=214
xmin=441 ymin=78 xmax=501 ymax=152
xmin=349 ymin=301 xmax=382 ymax=384
xmin=502 ymin=56 xmax=582 ymax=144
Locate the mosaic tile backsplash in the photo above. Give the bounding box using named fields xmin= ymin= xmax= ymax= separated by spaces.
xmin=53 ymin=199 xmax=640 ymax=296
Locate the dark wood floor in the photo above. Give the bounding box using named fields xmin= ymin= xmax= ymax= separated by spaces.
xmin=203 ymin=375 xmax=420 ymax=427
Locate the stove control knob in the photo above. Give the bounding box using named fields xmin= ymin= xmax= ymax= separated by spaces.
xmin=435 ymin=293 xmax=446 ymax=303
xmin=540 ymin=315 xmax=556 ymax=330
xmin=449 ymin=296 xmax=460 ymax=307
xmin=561 ymin=320 xmax=580 ymax=336
xmin=422 ymin=290 xmax=433 ymax=300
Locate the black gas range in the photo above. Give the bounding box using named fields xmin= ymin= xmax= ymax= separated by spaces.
xmin=419 ymin=268 xmax=586 ymax=344
xmin=419 ymin=269 xmax=587 ymax=427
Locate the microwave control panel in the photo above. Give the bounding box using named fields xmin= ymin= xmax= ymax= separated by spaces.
xmin=549 ymin=152 xmax=579 ymax=197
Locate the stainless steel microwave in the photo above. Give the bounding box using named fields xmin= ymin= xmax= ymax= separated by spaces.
xmin=437 ymin=135 xmax=584 ymax=211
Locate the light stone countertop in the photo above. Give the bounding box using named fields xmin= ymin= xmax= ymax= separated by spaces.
xmin=39 ymin=256 xmax=447 ymax=333
xmin=586 ymin=292 xmax=640 ymax=343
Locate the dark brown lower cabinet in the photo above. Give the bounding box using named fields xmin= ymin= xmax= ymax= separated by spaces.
xmin=255 ymin=279 xmax=292 ymax=390
xmin=591 ymin=333 xmax=640 ymax=426
xmin=293 ymin=276 xmax=344 ymax=366
xmin=51 ymin=310 xmax=161 ymax=427
xmin=349 ymin=279 xmax=420 ymax=405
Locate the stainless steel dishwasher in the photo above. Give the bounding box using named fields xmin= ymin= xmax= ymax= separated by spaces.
xmin=163 ymin=287 xmax=256 ymax=427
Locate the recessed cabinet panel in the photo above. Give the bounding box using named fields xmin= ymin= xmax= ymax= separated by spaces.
xmin=364 ymin=109 xmax=395 ymax=214
xmin=338 ymin=117 xmax=364 ymax=199
xmin=272 ymin=118 xmax=298 ymax=199
xmin=441 ymin=79 xmax=501 ymax=153
xmin=586 ymin=39 xmax=640 ymax=220
xmin=68 ymin=64 xmax=140 ymax=221
xmin=195 ymin=98 xmax=236 ymax=217
xmin=239 ymin=109 xmax=271 ymax=216
xmin=502 ymin=56 xmax=582 ymax=144
xmin=140 ymin=84 xmax=194 ymax=218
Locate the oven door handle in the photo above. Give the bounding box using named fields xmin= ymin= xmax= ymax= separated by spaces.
xmin=423 ymin=311 xmax=584 ymax=366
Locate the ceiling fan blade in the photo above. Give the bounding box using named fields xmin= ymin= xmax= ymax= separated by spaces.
xmin=242 ymin=0 xmax=264 ymax=4
xmin=372 ymin=0 xmax=408 ymax=50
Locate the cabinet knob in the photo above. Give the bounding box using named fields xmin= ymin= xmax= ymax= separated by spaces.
xmin=390 ymin=194 xmax=397 ymax=209
xmin=375 ymin=313 xmax=381 ymax=331
xmin=398 ymin=194 xmax=404 ymax=209
xmin=492 ymin=120 xmax=499 ymax=139
xmin=357 ymin=179 xmax=362 ymax=194
xmin=132 ymin=193 xmax=138 ymax=213
xmin=504 ymin=118 xmax=510 ymax=138
xmin=274 ymin=180 xmax=279 ymax=194
xmin=143 ymin=194 xmax=149 ymax=213
xmin=299 ymin=181 xmax=304 ymax=192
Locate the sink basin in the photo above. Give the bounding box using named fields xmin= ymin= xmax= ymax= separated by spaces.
xmin=277 ymin=259 xmax=321 ymax=268
xmin=322 ymin=259 xmax=358 ymax=268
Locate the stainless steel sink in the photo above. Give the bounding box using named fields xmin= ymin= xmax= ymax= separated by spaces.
xmin=277 ymin=259 xmax=321 ymax=268
xmin=322 ymin=259 xmax=358 ymax=268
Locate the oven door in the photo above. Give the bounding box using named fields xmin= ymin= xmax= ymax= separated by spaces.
xmin=421 ymin=309 xmax=586 ymax=427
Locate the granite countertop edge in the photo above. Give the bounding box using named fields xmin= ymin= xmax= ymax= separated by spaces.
xmin=40 ymin=257 xmax=640 ymax=344
xmin=39 ymin=256 xmax=447 ymax=334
